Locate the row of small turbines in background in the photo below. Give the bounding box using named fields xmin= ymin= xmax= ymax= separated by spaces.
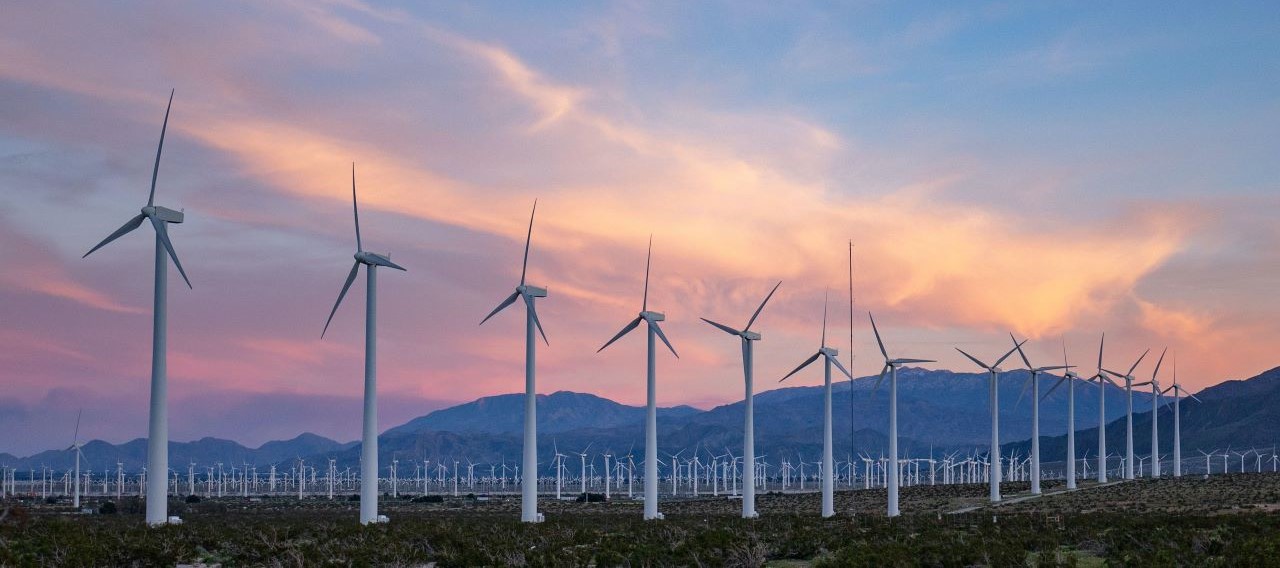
xmin=6 ymin=446 xmax=1278 ymax=508
xmin=76 ymin=90 xmax=1215 ymax=526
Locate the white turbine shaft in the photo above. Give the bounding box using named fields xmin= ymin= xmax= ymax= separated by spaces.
xmin=522 ymin=301 xmax=539 ymax=522
xmin=359 ymin=266 xmax=379 ymax=524
xmin=1031 ymin=371 xmax=1041 ymax=495
xmin=821 ymin=355 xmax=834 ymax=518
xmin=989 ymin=369 xmax=1001 ymax=502
xmin=1066 ymin=377 xmax=1076 ymax=490
xmin=146 ymin=231 xmax=169 ymax=525
xmin=1173 ymin=390 xmax=1182 ymax=477
xmin=644 ymin=324 xmax=660 ymax=520
xmin=742 ymin=338 xmax=757 ymax=518
xmin=1125 ymin=379 xmax=1134 ymax=480
xmin=888 ymin=365 xmax=899 ymax=517
xmin=1150 ymin=384 xmax=1160 ymax=477
xmin=1098 ymin=379 xmax=1107 ymax=483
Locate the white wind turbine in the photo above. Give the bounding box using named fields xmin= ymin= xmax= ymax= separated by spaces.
xmin=596 ymin=237 xmax=679 ymax=521
xmin=1010 ymin=335 xmax=1071 ymax=495
xmin=320 ymin=164 xmax=406 ymax=525
xmin=82 ymin=90 xmax=190 ymax=526
xmin=1134 ymin=348 xmax=1168 ymax=477
xmin=479 ymin=201 xmax=549 ymax=523
xmin=779 ymin=292 xmax=853 ymax=518
xmin=1042 ymin=339 xmax=1086 ymax=490
xmin=955 ymin=340 xmax=1025 ymax=503
xmin=702 ymin=281 xmax=782 ymax=518
xmin=1102 ymin=347 xmax=1150 ymax=480
xmin=1161 ymin=356 xmax=1201 ymax=477
xmin=868 ymin=313 xmax=934 ymax=517
xmin=66 ymin=410 xmax=86 ymax=509
xmin=1086 ymin=334 xmax=1114 ymax=483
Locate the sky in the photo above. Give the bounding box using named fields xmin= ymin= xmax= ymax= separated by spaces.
xmin=1 ymin=1 xmax=1277 ymax=455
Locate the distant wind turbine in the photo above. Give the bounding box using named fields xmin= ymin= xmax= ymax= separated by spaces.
xmin=1042 ymin=339 xmax=1086 ymax=490
xmin=66 ymin=410 xmax=85 ymax=509
xmin=868 ymin=313 xmax=934 ymax=517
xmin=955 ymin=340 xmax=1024 ymax=503
xmin=1162 ymin=355 xmax=1201 ymax=477
xmin=779 ymin=291 xmax=853 ymax=518
xmin=82 ymin=89 xmax=190 ymax=526
xmin=597 ymin=236 xmax=679 ymax=521
xmin=480 ymin=201 xmax=548 ymax=523
xmin=1102 ymin=347 xmax=1150 ymax=480
xmin=320 ymin=164 xmax=406 ymax=525
xmin=702 ymin=281 xmax=782 ymax=518
xmin=1011 ymin=334 xmax=1071 ymax=495
xmin=1135 ymin=348 xmax=1168 ymax=477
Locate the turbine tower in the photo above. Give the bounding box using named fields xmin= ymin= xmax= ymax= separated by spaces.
xmin=480 ymin=201 xmax=548 ymax=523
xmin=1087 ymin=334 xmax=1114 ymax=483
xmin=1042 ymin=340 xmax=1085 ymax=490
xmin=321 ymin=164 xmax=406 ymax=525
xmin=779 ymin=292 xmax=853 ymax=518
xmin=702 ymin=281 xmax=782 ymax=518
xmin=1135 ymin=348 xmax=1168 ymax=477
xmin=1161 ymin=355 xmax=1201 ymax=477
xmin=83 ymin=90 xmax=191 ymax=526
xmin=955 ymin=340 xmax=1024 ymax=503
xmin=66 ymin=410 xmax=85 ymax=509
xmin=1102 ymin=348 xmax=1149 ymax=480
xmin=1010 ymin=335 xmax=1070 ymax=495
xmin=868 ymin=313 xmax=934 ymax=517
xmin=597 ymin=237 xmax=679 ymax=521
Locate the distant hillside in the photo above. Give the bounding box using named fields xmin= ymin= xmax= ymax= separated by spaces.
xmin=384 ymin=391 xmax=700 ymax=437
xmin=1009 ymin=366 xmax=1280 ymax=460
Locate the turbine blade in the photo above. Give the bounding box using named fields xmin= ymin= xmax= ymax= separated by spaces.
xmin=651 ymin=321 xmax=679 ymax=358
xmin=1097 ymin=332 xmax=1106 ymax=372
xmin=745 ymin=280 xmax=782 ymax=331
xmin=954 ymin=348 xmax=990 ymax=370
xmin=871 ymin=364 xmax=888 ymax=394
xmin=642 ymin=235 xmax=652 ymax=312
xmin=367 ymin=255 xmax=406 ymax=271
xmin=821 ymin=288 xmax=829 ymax=347
xmin=1036 ymin=365 xmax=1071 ymax=372
xmin=352 ymin=163 xmax=362 ymax=252
xmin=1189 ymin=393 xmax=1203 ymax=403
xmin=1014 ymin=374 xmax=1032 ymax=409
xmin=994 ymin=339 xmax=1027 ymax=368
xmin=73 ymin=409 xmax=82 ymax=443
xmin=779 ymin=352 xmax=820 ymax=382
xmin=1152 ymin=347 xmax=1167 ymax=380
xmin=828 ymin=353 xmax=854 ymax=380
xmin=321 ymin=261 xmax=361 ymax=338
xmin=147 ymin=89 xmax=174 ymax=207
xmin=523 ymin=293 xmax=549 ymax=345
xmin=892 ymin=358 xmax=935 ymax=364
xmin=1011 ymin=333 xmax=1032 ymax=369
xmin=868 ymin=312 xmax=888 ymax=360
xmin=83 ymin=214 xmax=145 ymax=258
xmin=701 ymin=318 xmax=741 ymax=337
xmin=1127 ymin=348 xmax=1150 ymax=376
xmin=151 ymin=217 xmax=191 ymax=289
xmin=597 ymin=317 xmax=642 ymax=353
xmin=1041 ymin=376 xmax=1068 ymax=402
xmin=479 ymin=291 xmax=520 ymax=326
xmin=520 ymin=200 xmax=537 ymax=286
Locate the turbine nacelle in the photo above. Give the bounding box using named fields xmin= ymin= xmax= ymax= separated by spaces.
xmin=640 ymin=310 xmax=665 ymax=322
xmin=517 ymin=284 xmax=548 ymax=298
xmin=742 ymin=330 xmax=761 ymax=341
xmin=142 ymin=206 xmax=184 ymax=224
xmin=819 ymin=346 xmax=838 ymax=357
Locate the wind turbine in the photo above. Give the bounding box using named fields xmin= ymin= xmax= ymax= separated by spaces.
xmin=1135 ymin=348 xmax=1168 ymax=477
xmin=1102 ymin=347 xmax=1150 ymax=480
xmin=479 ymin=201 xmax=548 ymax=523
xmin=1162 ymin=355 xmax=1201 ymax=477
xmin=954 ymin=340 xmax=1025 ymax=503
xmin=1042 ymin=339 xmax=1085 ymax=489
xmin=320 ymin=164 xmax=406 ymax=525
xmin=702 ymin=281 xmax=782 ymax=518
xmin=868 ymin=313 xmax=934 ymax=517
xmin=66 ymin=410 xmax=85 ymax=509
xmin=82 ymin=90 xmax=190 ymax=526
xmin=779 ymin=291 xmax=853 ymax=518
xmin=597 ymin=236 xmax=679 ymax=521
xmin=1010 ymin=334 xmax=1071 ymax=495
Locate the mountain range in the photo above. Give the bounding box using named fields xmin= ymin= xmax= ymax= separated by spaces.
xmin=5 ymin=366 xmax=1276 ymax=474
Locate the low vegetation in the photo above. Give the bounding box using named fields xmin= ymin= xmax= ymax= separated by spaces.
xmin=2 ymin=474 xmax=1279 ymax=566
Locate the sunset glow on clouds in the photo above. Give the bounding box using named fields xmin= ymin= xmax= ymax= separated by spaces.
xmin=1 ymin=1 xmax=1277 ymax=454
